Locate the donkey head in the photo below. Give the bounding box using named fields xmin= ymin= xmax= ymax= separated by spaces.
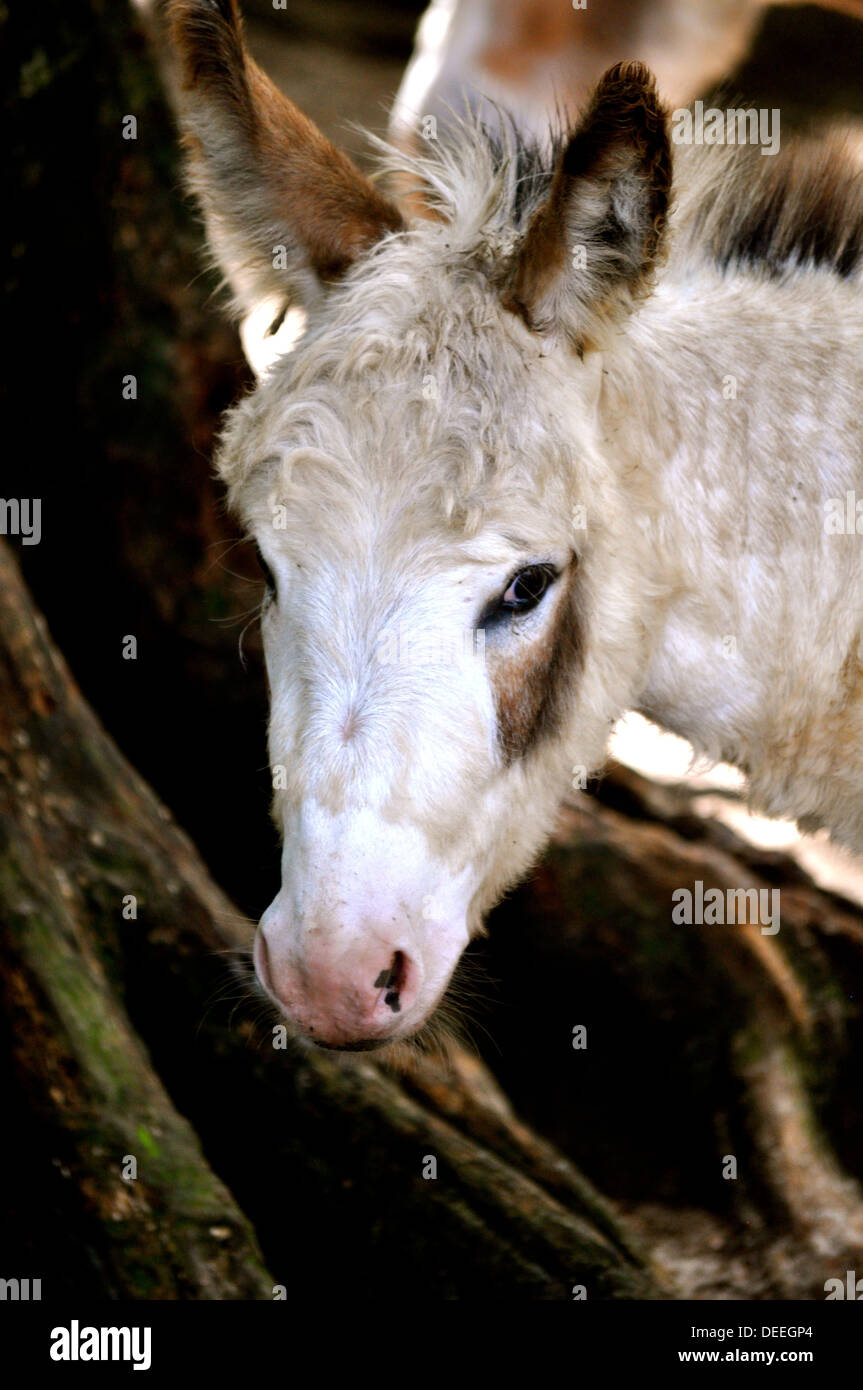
xmin=171 ymin=1 xmax=671 ymax=1049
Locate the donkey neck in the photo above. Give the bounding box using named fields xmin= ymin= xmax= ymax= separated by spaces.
xmin=597 ymin=268 xmax=863 ymax=832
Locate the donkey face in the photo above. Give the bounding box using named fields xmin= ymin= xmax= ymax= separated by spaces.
xmin=171 ymin=1 xmax=670 ymax=1048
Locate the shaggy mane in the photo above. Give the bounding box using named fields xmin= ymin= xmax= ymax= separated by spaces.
xmin=369 ymin=114 xmax=560 ymax=249
xmin=674 ymin=137 xmax=863 ymax=280
xmin=374 ymin=115 xmax=863 ymax=281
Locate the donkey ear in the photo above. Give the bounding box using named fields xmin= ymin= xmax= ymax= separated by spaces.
xmin=501 ymin=62 xmax=670 ymax=350
xmin=169 ymin=0 xmax=404 ymax=325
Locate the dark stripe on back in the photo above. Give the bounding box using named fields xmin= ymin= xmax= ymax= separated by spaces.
xmin=703 ymin=141 xmax=863 ymax=280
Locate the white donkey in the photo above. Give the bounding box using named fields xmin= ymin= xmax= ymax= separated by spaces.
xmin=170 ymin=0 xmax=863 ymax=1051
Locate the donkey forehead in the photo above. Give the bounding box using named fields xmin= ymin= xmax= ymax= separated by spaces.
xmin=279 ymin=258 xmax=546 ymax=425
xmin=235 ymin=410 xmax=576 ymax=572
xmin=222 ymin=256 xmax=578 ymax=545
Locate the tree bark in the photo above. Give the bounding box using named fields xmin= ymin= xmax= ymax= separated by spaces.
xmin=477 ymin=777 xmax=863 ymax=1296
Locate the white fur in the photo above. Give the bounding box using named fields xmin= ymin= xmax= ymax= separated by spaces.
xmin=192 ymin=63 xmax=863 ymax=1042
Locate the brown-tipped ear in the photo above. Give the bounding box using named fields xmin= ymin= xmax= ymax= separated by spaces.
xmin=501 ymin=61 xmax=670 ymax=350
xmin=169 ymin=0 xmax=404 ymax=321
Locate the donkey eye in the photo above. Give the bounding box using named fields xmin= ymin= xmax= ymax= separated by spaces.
xmin=488 ymin=564 xmax=558 ymax=622
xmin=255 ymin=544 xmax=277 ymax=600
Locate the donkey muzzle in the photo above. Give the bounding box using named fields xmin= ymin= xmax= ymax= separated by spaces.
xmin=253 ymin=923 xmax=423 ymax=1048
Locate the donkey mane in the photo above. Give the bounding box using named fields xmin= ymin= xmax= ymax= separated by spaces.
xmin=675 ymin=138 xmax=863 ymax=281
xmin=369 ymin=116 xmax=558 ymax=249
xmin=376 ymin=116 xmax=863 ymax=282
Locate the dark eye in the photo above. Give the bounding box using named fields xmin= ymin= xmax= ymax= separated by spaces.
xmin=255 ymin=543 xmax=277 ymax=600
xmin=484 ymin=563 xmax=558 ymax=625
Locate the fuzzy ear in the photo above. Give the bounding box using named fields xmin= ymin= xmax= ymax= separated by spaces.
xmin=169 ymin=0 xmax=404 ymax=326
xmin=500 ymin=61 xmax=670 ymax=350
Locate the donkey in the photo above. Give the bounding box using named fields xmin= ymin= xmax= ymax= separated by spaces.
xmin=391 ymin=0 xmax=863 ymax=156
xmin=170 ymin=0 xmax=863 ymax=1051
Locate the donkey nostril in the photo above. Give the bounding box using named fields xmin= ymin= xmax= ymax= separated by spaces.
xmin=374 ymin=950 xmax=408 ymax=1013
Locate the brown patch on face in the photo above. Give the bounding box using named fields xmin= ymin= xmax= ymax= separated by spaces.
xmin=487 ymin=558 xmax=584 ymax=763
